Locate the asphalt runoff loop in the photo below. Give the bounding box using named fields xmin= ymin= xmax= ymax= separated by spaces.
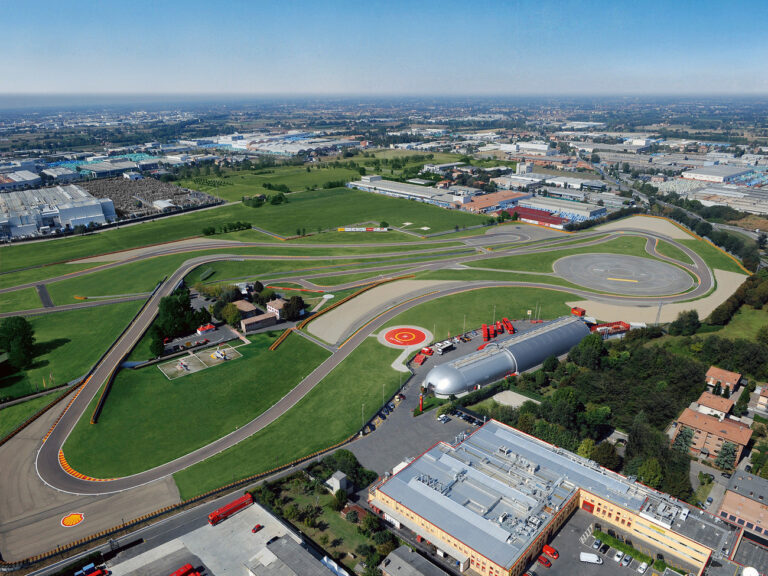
xmin=554 ymin=253 xmax=694 ymax=296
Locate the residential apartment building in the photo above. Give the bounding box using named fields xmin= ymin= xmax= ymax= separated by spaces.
xmin=718 ymin=473 xmax=768 ymax=537
xmin=696 ymin=391 xmax=734 ymax=420
xmin=673 ymin=408 xmax=752 ymax=465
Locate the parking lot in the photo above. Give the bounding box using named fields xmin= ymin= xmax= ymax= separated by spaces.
xmin=525 ymin=510 xmax=675 ymax=576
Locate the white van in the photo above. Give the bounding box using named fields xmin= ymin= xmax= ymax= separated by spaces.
xmin=580 ymin=552 xmax=604 ymax=564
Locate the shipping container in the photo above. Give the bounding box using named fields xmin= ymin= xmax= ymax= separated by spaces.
xmin=169 ymin=565 xmax=194 ymax=576
xmin=207 ymin=493 xmax=253 ymax=526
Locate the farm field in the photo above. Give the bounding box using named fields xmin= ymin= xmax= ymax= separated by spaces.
xmin=173 ymin=338 xmax=403 ymax=499
xmin=0 ymin=301 xmax=143 ymax=402
xmin=63 ymin=333 xmax=331 ymax=478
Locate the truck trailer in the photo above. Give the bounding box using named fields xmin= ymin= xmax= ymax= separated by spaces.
xmin=207 ymin=493 xmax=253 ymax=525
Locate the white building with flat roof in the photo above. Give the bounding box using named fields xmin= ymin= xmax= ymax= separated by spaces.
xmin=681 ymin=165 xmax=753 ymax=183
xmin=42 ymin=167 xmax=81 ymax=183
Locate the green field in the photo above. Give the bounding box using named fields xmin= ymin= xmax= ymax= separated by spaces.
xmin=468 ymin=235 xmax=653 ymax=273
xmin=230 ymin=188 xmax=485 ymax=237
xmin=0 ymin=301 xmax=143 ymax=402
xmin=0 ymin=261 xmax=105 ymax=290
xmin=382 ymin=286 xmax=579 ymax=341
xmin=173 ymin=338 xmax=403 ymax=499
xmin=0 ymin=287 xmax=41 ymax=313
xmin=63 ymin=333 xmax=331 ymax=478
xmin=177 ymin=165 xmax=363 ymax=202
xmin=0 ymin=393 xmax=60 ymax=439
xmin=709 ymin=306 xmax=767 ymax=341
xmin=678 ymin=238 xmax=748 ymax=275
xmin=415 ymin=269 xmax=583 ymax=290
xmin=655 ymin=239 xmax=694 ymax=265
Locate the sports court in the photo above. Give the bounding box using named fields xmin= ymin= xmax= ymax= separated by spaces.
xmin=157 ymin=343 xmax=242 ymax=380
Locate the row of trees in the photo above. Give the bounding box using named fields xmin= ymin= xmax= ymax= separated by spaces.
xmin=202 ymin=221 xmax=251 ymax=235
xmin=709 ymin=270 xmax=768 ymax=325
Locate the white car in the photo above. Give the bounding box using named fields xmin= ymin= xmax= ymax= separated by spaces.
xmin=636 ymin=562 xmax=648 ymax=574
xmin=613 ymin=551 xmax=624 ymax=563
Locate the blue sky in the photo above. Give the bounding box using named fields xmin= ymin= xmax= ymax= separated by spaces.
xmin=2 ymin=0 xmax=767 ymax=95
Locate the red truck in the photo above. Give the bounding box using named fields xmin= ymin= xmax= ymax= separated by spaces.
xmin=502 ymin=317 xmax=515 ymax=334
xmin=208 ymin=493 xmax=253 ymax=526
xmin=481 ymin=324 xmax=489 ymax=342
xmin=169 ymin=565 xmax=195 ymax=576
xmin=495 ymin=320 xmax=504 ymax=333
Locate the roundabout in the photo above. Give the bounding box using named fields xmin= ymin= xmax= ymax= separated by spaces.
xmin=553 ymin=253 xmax=695 ymax=296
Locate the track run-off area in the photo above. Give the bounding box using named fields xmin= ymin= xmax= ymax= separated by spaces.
xmin=0 ymin=215 xmax=749 ymax=561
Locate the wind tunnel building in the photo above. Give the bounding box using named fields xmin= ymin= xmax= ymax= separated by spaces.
xmin=424 ymin=316 xmax=590 ymax=397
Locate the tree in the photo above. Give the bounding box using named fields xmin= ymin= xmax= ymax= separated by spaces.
xmin=543 ymin=355 xmax=559 ymax=372
xmin=590 ymin=441 xmax=622 ymax=471
xmin=590 ymin=153 xmax=601 ymax=164
xmin=0 ymin=316 xmax=36 ymax=370
xmin=568 ymin=333 xmax=606 ymax=369
xmin=672 ymin=427 xmax=694 ymax=454
xmin=638 ymin=458 xmax=663 ymax=488
xmin=722 ymin=386 xmax=731 ymax=398
xmin=715 ymin=442 xmax=738 ymax=471
xmin=221 ymin=302 xmax=242 ymax=326
xmin=517 ymin=412 xmax=536 ymax=434
xmin=345 ymin=510 xmax=359 ymax=524
xmin=713 ymin=382 xmax=722 ymax=396
xmin=361 ymin=513 xmax=380 ymax=536
xmin=202 ymin=226 xmax=216 ymax=236
xmin=668 ymin=310 xmax=700 ymax=336
xmin=150 ymin=336 xmax=166 ymax=358
xmin=577 ymin=438 xmax=596 ymax=459
xmin=331 ymin=488 xmax=347 ymax=512
xmin=284 ymin=296 xmax=305 ymax=321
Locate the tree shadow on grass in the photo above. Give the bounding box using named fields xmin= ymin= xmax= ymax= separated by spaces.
xmin=34 ymin=338 xmax=70 ymax=357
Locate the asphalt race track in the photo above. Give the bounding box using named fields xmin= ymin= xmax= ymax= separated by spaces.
xmin=20 ymin=225 xmax=714 ymax=497
xmin=553 ymin=253 xmax=694 ymax=296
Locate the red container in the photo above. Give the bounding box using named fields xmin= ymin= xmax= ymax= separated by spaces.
xmin=208 ymin=493 xmax=254 ymax=525
xmin=169 ymin=565 xmax=194 ymax=576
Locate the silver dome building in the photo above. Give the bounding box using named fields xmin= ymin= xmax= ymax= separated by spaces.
xmin=425 ymin=316 xmax=591 ymax=397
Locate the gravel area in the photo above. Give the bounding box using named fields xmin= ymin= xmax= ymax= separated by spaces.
xmin=596 ymin=215 xmax=692 ymax=239
xmin=80 ymin=177 xmax=219 ymax=218
xmin=566 ymin=268 xmax=746 ymax=323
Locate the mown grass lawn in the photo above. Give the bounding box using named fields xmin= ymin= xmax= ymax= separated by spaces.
xmin=655 ymin=239 xmax=694 ymax=265
xmin=0 ymin=261 xmax=103 ymax=290
xmin=0 ymin=287 xmax=42 ymax=313
xmin=710 ymin=305 xmax=767 ymax=341
xmin=63 ymin=333 xmax=331 ymax=478
xmin=173 ymin=339 xmax=403 ymax=499
xmin=0 ymin=301 xmax=143 ymax=402
xmin=678 ymin=238 xmax=748 ymax=275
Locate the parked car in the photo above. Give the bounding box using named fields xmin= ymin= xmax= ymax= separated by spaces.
xmin=251 ymin=524 xmax=263 ymax=533
xmin=592 ymin=539 xmax=602 ymax=550
xmin=746 ymin=464 xmax=752 ymax=473
xmin=636 ymin=562 xmax=648 ymax=574
xmin=536 ymin=556 xmax=551 ymax=568
xmin=614 ymin=551 xmax=624 ymax=563
xmin=706 ymin=497 xmax=714 ymax=505
xmin=389 ymin=402 xmax=395 ymax=411
xmin=621 ymin=555 xmax=632 ymax=567
xmin=722 ymin=472 xmax=732 ymax=479
xmin=600 ymin=544 xmax=610 ymax=555
xmin=542 ymin=545 xmax=559 ymax=560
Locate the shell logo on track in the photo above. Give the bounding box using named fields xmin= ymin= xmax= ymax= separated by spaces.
xmin=61 ymin=513 xmax=85 ymax=527
xmin=384 ymin=327 xmax=427 ymax=347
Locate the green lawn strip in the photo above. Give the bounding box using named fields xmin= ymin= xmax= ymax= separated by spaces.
xmin=0 ymin=393 xmax=58 ymax=438
xmin=226 ymin=188 xmax=486 ymax=237
xmin=0 ymin=261 xmax=105 ymax=290
xmin=382 ymin=286 xmax=579 ymax=341
xmin=655 ymin=239 xmax=695 ymax=265
xmin=592 ymin=530 xmax=651 ymax=565
xmin=0 ymin=301 xmax=144 ymax=402
xmin=413 ymin=395 xmax=448 ymax=416
xmin=0 ymin=204 xmax=252 ymax=272
xmin=487 ymin=232 xmax=610 ymax=253
xmin=678 ymin=238 xmax=748 ymax=275
xmin=466 ymin=235 xmax=654 ymax=273
xmin=416 ymin=268 xmax=586 ymax=291
xmin=173 ymin=339 xmax=403 ymax=499
xmin=64 ymin=333 xmax=331 ymax=478
xmin=311 ymin=267 xmax=416 ymax=287
xmin=220 ymin=228 xmax=422 ymax=243
xmin=692 ymin=480 xmax=714 ymax=505
xmin=0 ymin=287 xmax=42 ymax=313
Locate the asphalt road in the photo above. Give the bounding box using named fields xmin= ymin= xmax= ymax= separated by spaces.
xmin=11 ymin=226 xmax=712 ymax=496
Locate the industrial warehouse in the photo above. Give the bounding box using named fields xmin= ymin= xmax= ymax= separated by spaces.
xmin=0 ymin=184 xmax=116 ymax=238
xmin=368 ymin=420 xmax=741 ymax=576
xmin=423 ymin=317 xmax=591 ymax=397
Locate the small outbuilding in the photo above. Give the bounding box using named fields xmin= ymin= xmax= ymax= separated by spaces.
xmin=325 ymin=471 xmax=349 ymax=493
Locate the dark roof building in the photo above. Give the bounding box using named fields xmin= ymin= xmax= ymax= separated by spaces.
xmin=380 ymin=545 xmax=449 ymax=576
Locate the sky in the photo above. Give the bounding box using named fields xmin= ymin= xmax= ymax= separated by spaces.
xmin=2 ymin=0 xmax=767 ymax=96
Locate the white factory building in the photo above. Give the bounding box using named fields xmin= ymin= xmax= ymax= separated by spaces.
xmin=519 ymin=196 xmax=606 ymax=222
xmin=0 ymin=184 xmax=116 ymax=239
xmin=681 ymin=165 xmax=754 ymax=183
xmin=497 ymin=142 xmax=556 ymax=156
xmin=348 ymin=175 xmax=474 ymax=207
xmin=0 ymin=170 xmax=42 ymax=191
xmin=42 ymin=167 xmax=81 ymax=183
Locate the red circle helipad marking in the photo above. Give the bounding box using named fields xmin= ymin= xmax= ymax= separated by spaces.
xmin=384 ymin=327 xmax=426 ymax=346
xmin=61 ymin=513 xmax=85 ymax=527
